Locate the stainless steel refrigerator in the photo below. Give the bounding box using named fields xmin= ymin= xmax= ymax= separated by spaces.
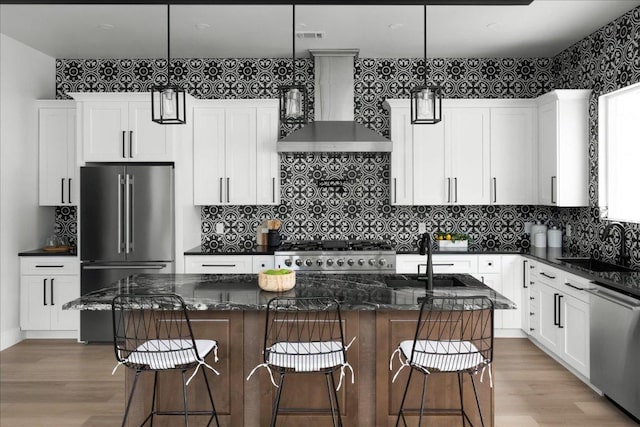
xmin=80 ymin=164 xmax=174 ymax=342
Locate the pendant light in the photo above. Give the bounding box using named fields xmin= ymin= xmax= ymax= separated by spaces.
xmin=151 ymin=3 xmax=186 ymax=125
xmin=279 ymin=4 xmax=308 ymax=125
xmin=410 ymin=2 xmax=442 ymax=125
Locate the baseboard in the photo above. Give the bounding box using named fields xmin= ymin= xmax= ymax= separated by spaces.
xmin=0 ymin=327 xmax=25 ymax=351
xmin=495 ymin=328 xmax=527 ymax=338
xmin=24 ymin=330 xmax=78 ymax=340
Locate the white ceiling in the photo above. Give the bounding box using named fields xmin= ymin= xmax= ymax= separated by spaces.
xmin=1 ymin=1 xmax=639 ymax=59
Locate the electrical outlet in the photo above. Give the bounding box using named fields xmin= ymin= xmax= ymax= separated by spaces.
xmin=418 ymin=222 xmax=427 ymax=233
xmin=565 ymin=224 xmax=572 ymax=237
xmin=215 ymin=223 xmax=225 ymax=234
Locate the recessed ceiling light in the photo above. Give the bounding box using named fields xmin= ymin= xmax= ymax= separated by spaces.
xmin=388 ymin=23 xmax=404 ymax=30
xmin=97 ymin=23 xmax=115 ymax=30
xmin=486 ymin=22 xmax=498 ymax=29
xmin=195 ymin=23 xmax=211 ymax=30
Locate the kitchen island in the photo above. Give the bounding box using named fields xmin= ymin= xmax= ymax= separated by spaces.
xmin=65 ymin=273 xmax=515 ymax=427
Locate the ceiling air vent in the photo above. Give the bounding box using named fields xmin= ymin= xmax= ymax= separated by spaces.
xmin=296 ymin=31 xmax=325 ymax=39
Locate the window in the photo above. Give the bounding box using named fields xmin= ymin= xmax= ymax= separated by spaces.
xmin=598 ymin=82 xmax=640 ymax=223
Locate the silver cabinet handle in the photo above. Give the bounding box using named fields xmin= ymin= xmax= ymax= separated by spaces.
xmin=61 ymin=178 xmax=65 ymax=204
xmin=393 ymin=178 xmax=397 ymax=204
xmin=493 ymin=177 xmax=497 ymax=203
xmin=43 ymin=278 xmax=47 ymax=306
xmin=272 ymin=177 xmax=276 ymax=203
xmin=129 ymin=130 xmax=133 ymax=158
xmin=551 ymin=176 xmax=556 ymax=204
xmin=127 ymin=174 xmax=134 ymax=252
xmin=226 ymin=177 xmax=230 ymax=203
xmin=50 ymin=278 xmax=54 ymax=306
xmin=117 ymin=173 xmax=123 ymax=253
xmin=447 ymin=178 xmax=451 ymax=203
xmin=68 ymin=178 xmax=72 ymax=204
xmin=219 ymin=178 xmax=223 ymax=203
xmin=454 ymin=177 xmax=458 ymax=203
xmin=122 ymin=131 xmax=126 ymax=158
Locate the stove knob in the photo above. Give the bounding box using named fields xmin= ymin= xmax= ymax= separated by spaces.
xmin=284 ymin=259 xmax=293 ymax=267
xmin=358 ymin=259 xmax=365 ymax=266
xmin=326 ymin=259 xmax=334 ymax=266
xmin=336 ymin=259 xmax=345 ymax=267
xmin=295 ymin=259 xmax=303 ymax=267
xmin=379 ymin=258 xmax=387 ymax=266
xmin=347 ymin=259 xmax=355 ymax=266
xmin=368 ymin=259 xmax=376 ymax=266
xmin=305 ymin=259 xmax=313 ymax=267
xmin=316 ymin=259 xmax=324 ymax=266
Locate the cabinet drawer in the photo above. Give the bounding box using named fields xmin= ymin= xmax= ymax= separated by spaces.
xmin=185 ymin=255 xmax=253 ymax=274
xmin=431 ymin=255 xmax=478 ymax=274
xmin=477 ymin=256 xmax=502 ymax=274
xmin=252 ymin=255 xmax=274 ymax=273
xmin=560 ymin=274 xmax=590 ymax=304
xmin=535 ymin=264 xmax=561 ymax=287
xmin=20 ymin=257 xmax=78 ymax=275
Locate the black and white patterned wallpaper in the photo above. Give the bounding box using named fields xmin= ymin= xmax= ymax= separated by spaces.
xmin=54 ymin=6 xmax=640 ymax=267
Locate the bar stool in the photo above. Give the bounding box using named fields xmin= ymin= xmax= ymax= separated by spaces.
xmin=247 ymin=296 xmax=355 ymax=427
xmin=390 ymin=295 xmax=494 ymax=427
xmin=111 ymin=293 xmax=221 ymax=427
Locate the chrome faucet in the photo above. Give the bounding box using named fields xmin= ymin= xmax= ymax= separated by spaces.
xmin=418 ymin=232 xmax=434 ymax=291
xmin=602 ymin=222 xmax=630 ymax=267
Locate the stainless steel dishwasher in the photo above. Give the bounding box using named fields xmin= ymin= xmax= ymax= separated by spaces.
xmin=586 ymin=283 xmax=640 ymax=420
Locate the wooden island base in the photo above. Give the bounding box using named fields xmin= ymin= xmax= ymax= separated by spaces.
xmin=124 ymin=310 xmax=493 ymax=427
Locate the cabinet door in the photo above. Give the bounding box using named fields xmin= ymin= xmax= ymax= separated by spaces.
xmin=536 ymin=281 xmax=561 ymax=353
xmin=225 ymin=108 xmax=257 ymax=205
xmin=252 ymin=255 xmax=275 ymax=273
xmin=538 ymin=100 xmax=558 ymax=205
xmin=490 ymin=108 xmax=536 ymax=204
xmin=256 ymin=106 xmax=280 ymax=205
xmin=39 ymin=108 xmax=76 ymax=206
xmin=560 ymin=295 xmax=589 ymax=377
xmin=472 ymin=273 xmax=503 ymax=329
xmin=389 ymin=107 xmax=413 ymax=205
xmin=193 ymin=108 xmax=226 ymax=205
xmin=49 ymin=275 xmax=80 ymax=330
xmin=83 ymin=101 xmax=129 ymax=161
xmin=447 ymin=108 xmax=490 ymax=204
xmin=20 ymin=276 xmax=51 ymax=330
xmin=500 ymin=255 xmax=523 ymax=330
xmin=128 ymin=102 xmax=171 ymax=161
xmin=413 ymin=120 xmax=447 ymax=204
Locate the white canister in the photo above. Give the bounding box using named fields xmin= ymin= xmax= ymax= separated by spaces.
xmin=530 ymin=223 xmax=548 ymax=247
xmin=547 ymin=227 xmax=563 ymax=248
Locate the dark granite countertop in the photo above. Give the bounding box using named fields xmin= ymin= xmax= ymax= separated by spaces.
xmin=184 ymin=245 xmax=277 ymax=255
xmin=18 ymin=248 xmax=77 ymax=257
xmin=63 ymin=273 xmax=516 ymax=311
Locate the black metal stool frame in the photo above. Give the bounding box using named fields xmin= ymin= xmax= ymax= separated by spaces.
xmin=394 ymin=295 xmax=494 ymax=427
xmin=112 ymin=293 xmax=221 ymax=427
xmin=262 ymin=296 xmax=348 ymax=427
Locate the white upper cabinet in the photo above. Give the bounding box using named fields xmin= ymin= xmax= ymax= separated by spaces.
xmin=38 ymin=101 xmax=77 ymax=206
xmin=193 ymin=99 xmax=279 ymax=206
xmin=490 ymin=105 xmax=537 ymax=204
xmin=386 ymin=103 xmax=413 ymax=205
xmin=413 ymin=119 xmax=446 ymax=205
xmin=536 ymin=89 xmax=591 ymax=206
xmin=70 ymin=93 xmax=174 ymax=162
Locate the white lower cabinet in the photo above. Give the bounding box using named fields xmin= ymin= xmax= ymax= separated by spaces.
xmin=184 ymin=255 xmax=254 ymax=274
xmin=252 ymin=255 xmax=275 ymax=273
xmin=530 ymin=263 xmax=590 ymax=379
xmin=20 ymin=257 xmax=79 ymax=332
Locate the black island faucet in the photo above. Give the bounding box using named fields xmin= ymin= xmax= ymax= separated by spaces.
xmin=602 ymin=222 xmax=630 ymax=267
xmin=418 ymin=232 xmax=434 ymax=291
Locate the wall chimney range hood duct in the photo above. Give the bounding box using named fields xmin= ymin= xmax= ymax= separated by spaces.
xmin=278 ymin=49 xmax=392 ymax=153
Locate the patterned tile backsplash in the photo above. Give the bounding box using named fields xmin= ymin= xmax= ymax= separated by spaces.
xmin=54 ymin=6 xmax=639 ymax=268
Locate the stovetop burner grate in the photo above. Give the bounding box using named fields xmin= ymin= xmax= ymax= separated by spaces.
xmin=277 ymin=240 xmax=393 ymax=252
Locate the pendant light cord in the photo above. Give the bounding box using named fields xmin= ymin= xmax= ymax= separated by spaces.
xmin=167 ymin=3 xmax=171 ymax=86
xmin=423 ymin=3 xmax=427 ymax=86
xmin=292 ymin=4 xmax=296 ymax=85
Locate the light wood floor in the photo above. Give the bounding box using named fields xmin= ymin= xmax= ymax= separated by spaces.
xmin=0 ymin=338 xmax=637 ymax=426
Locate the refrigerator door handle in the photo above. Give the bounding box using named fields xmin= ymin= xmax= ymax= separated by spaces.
xmin=82 ymin=264 xmax=168 ymax=270
xmin=117 ymin=173 xmax=124 ymax=253
xmin=124 ymin=174 xmax=131 ymax=254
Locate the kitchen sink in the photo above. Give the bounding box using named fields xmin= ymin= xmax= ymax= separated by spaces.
xmin=556 ymin=257 xmax=635 ymax=272
xmin=385 ymin=275 xmax=467 ymax=288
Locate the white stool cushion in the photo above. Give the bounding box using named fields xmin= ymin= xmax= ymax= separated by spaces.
xmin=124 ymin=339 xmax=217 ymax=370
xmin=267 ymin=341 xmax=345 ymax=372
xmin=399 ymin=339 xmax=486 ymax=372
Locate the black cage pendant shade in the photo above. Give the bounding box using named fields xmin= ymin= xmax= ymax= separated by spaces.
xmin=411 ymin=3 xmax=442 ymax=125
xmin=279 ymin=4 xmax=308 ymax=125
xmin=152 ymin=4 xmax=186 ymax=125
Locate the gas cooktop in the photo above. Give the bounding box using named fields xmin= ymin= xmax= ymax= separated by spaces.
xmin=277 ymin=240 xmax=393 ymax=252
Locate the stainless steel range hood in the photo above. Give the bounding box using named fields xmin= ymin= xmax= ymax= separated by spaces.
xmin=278 ymin=49 xmax=392 ymax=153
